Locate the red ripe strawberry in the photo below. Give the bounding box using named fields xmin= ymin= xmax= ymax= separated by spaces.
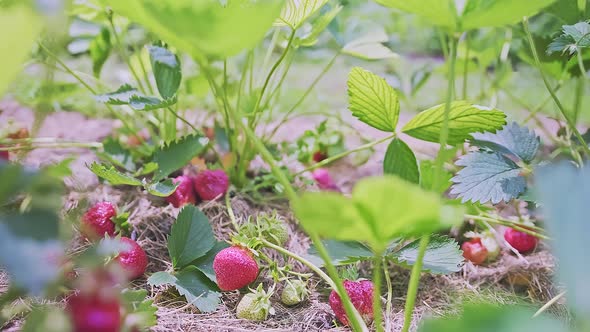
xmin=461 ymin=238 xmax=488 ymax=265
xmin=0 ymin=147 xmax=8 ymax=160
xmin=193 ymin=169 xmax=229 ymax=201
xmin=312 ymin=168 xmax=340 ymax=192
xmin=66 ymin=292 xmax=121 ymax=332
xmin=329 ymin=280 xmax=374 ymax=326
xmin=166 ymin=175 xmax=197 ymax=208
xmin=312 ymin=151 xmax=328 ymax=163
xmin=115 ymin=237 xmax=148 ymax=280
xmin=504 ymin=228 xmax=538 ymax=253
xmin=213 ymin=246 xmax=259 ymax=291
xmin=81 ymin=202 xmax=117 ymax=240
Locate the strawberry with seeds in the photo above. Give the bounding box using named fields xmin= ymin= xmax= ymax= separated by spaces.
xmin=166 ymin=175 xmax=197 ymax=208
xmin=115 ymin=237 xmax=148 ymax=280
xmin=194 ymin=169 xmax=229 ymax=200
xmin=81 ymin=202 xmax=117 ymax=240
xmin=462 ymin=238 xmax=488 ymax=265
xmin=213 ymin=246 xmax=259 ymax=291
xmin=329 ymin=279 xmax=374 ymax=326
xmin=504 ymin=227 xmax=538 ymax=253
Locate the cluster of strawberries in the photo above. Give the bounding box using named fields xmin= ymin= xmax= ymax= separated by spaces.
xmin=165 ymin=169 xmax=230 ymax=208
xmin=462 ymin=227 xmax=538 ymax=265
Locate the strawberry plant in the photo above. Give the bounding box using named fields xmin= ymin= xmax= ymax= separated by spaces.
xmin=4 ymin=0 xmax=590 ymax=331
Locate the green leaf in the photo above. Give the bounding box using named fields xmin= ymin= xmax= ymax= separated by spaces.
xmin=148 ymin=44 xmax=182 ymax=99
xmin=548 ymin=22 xmax=590 ymax=56
xmin=129 ymin=95 xmax=177 ymax=111
xmin=419 ymin=304 xmax=569 ymax=332
xmin=461 ymin=0 xmax=558 ymax=31
xmin=88 ymin=162 xmax=142 ymax=186
xmin=96 ymin=84 xmax=177 ymax=111
xmin=98 ymin=137 xmax=136 ymax=172
xmin=341 ymin=29 xmax=398 ymax=60
xmin=147 ymin=267 xmax=220 ymax=313
xmin=347 ymin=67 xmax=400 ymax=132
xmin=471 ymin=122 xmax=540 ymax=163
xmin=307 ymin=240 xmax=374 ymax=266
xmin=152 ymin=134 xmax=209 ymax=181
xmin=450 ymin=152 xmax=526 ymax=204
xmin=536 ymin=163 xmax=590 ymax=317
xmin=293 ymin=176 xmax=464 ymax=252
xmin=105 ymin=0 xmax=283 ymax=59
xmin=168 ymin=205 xmax=215 ymax=269
xmin=120 ymin=289 xmax=158 ymax=329
xmin=277 ymin=0 xmax=329 ymax=29
xmin=402 ymin=101 xmax=506 ymax=145
xmin=95 ymin=84 xmax=139 ymax=104
xmin=22 ymin=306 xmax=71 ymax=332
xmin=388 ymin=235 xmax=463 ymax=274
xmin=193 ymin=241 xmax=229 ymax=283
xmin=299 ymin=4 xmax=342 ymax=47
xmin=383 ymin=138 xmax=419 ymax=184
xmin=89 ymin=27 xmax=111 ymax=78
xmin=145 ymin=178 xmax=179 ymax=197
xmin=0 ymin=7 xmax=41 ymax=95
xmin=373 ymin=0 xmax=457 ymax=31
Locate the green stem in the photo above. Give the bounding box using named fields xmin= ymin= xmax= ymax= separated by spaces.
xmin=0 ymin=142 xmax=102 ymax=151
xmin=138 ymin=49 xmax=155 ymax=95
xmin=577 ymin=49 xmax=587 ymax=78
xmin=523 ymin=17 xmax=590 ymax=158
xmin=241 ymin=124 xmax=368 ymax=332
xmin=462 ymin=33 xmax=470 ymax=100
xmin=166 ymin=107 xmax=196 ymax=132
xmin=573 ymin=77 xmax=584 ymax=124
xmin=295 ymin=133 xmax=396 ymax=176
xmin=252 ymin=29 xmax=296 ymax=118
xmin=401 ymin=236 xmax=430 ymax=332
xmin=433 ymin=35 xmax=457 ymax=190
xmin=260 ymin=239 xmax=334 ymax=289
xmin=466 ymin=214 xmax=549 ymax=240
xmin=225 ymin=192 xmax=240 ymax=231
xmin=266 ymin=51 xmax=340 ymax=140
xmin=384 ymin=260 xmax=393 ymax=331
xmin=37 ymin=42 xmax=137 ymax=134
xmin=108 ymin=15 xmax=146 ymax=93
xmin=373 ymin=253 xmax=384 ymax=332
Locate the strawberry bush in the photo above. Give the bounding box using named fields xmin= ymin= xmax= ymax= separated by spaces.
xmin=2 ymin=0 xmax=590 ymax=331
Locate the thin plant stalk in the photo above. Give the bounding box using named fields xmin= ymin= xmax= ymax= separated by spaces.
xmin=532 ymin=291 xmax=566 ymax=318
xmin=295 ymin=133 xmax=396 ymax=176
xmin=401 ymin=236 xmax=430 ymax=332
xmin=266 ymin=51 xmax=340 ymax=140
xmin=240 ymin=124 xmax=369 ymax=332
xmin=462 ymin=32 xmax=470 ymax=100
xmin=372 ymin=253 xmax=384 ymax=332
xmin=384 ymin=260 xmax=393 ymax=332
xmin=401 ymin=34 xmax=458 ymax=332
xmin=523 ymin=17 xmax=590 ymax=158
xmin=107 ymin=14 xmax=146 ymax=93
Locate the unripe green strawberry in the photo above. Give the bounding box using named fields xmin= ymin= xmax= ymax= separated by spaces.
xmin=280 ymin=279 xmax=308 ymax=306
xmin=238 ymin=212 xmax=289 ymax=246
xmin=481 ymin=233 xmax=500 ymax=261
xmin=236 ymin=285 xmax=274 ymax=321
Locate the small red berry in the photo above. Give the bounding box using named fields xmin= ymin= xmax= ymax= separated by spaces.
xmin=81 ymin=202 xmax=117 ymax=240
xmin=329 ymin=280 xmax=374 ymax=326
xmin=115 ymin=237 xmax=148 ymax=280
xmin=193 ymin=169 xmax=229 ymax=201
xmin=66 ymin=292 xmax=121 ymax=332
xmin=312 ymin=168 xmax=340 ymax=192
xmin=213 ymin=246 xmax=259 ymax=291
xmin=461 ymin=238 xmax=488 ymax=265
xmin=0 ymin=148 xmax=8 ymax=160
xmin=312 ymin=151 xmax=328 ymax=163
xmin=166 ymin=175 xmax=197 ymax=208
xmin=504 ymin=228 xmax=538 ymax=253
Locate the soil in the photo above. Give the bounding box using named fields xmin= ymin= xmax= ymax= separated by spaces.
xmin=0 ymin=98 xmax=563 ymax=331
